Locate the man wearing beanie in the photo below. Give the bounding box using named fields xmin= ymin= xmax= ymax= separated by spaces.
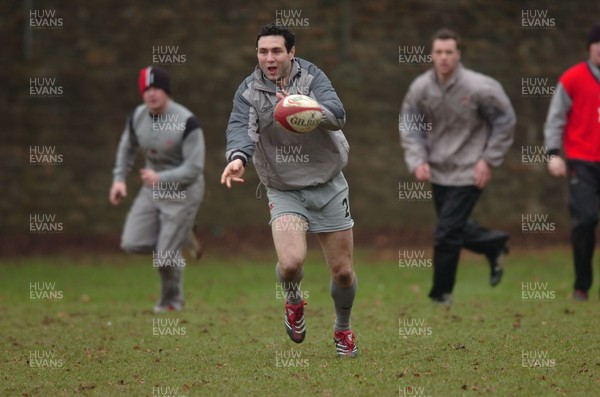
xmin=544 ymin=23 xmax=600 ymax=301
xmin=109 ymin=66 xmax=205 ymax=312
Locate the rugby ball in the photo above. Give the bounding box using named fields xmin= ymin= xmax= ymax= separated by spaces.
xmin=274 ymin=94 xmax=323 ymax=134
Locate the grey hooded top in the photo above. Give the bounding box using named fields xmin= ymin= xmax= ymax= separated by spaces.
xmin=225 ymin=57 xmax=349 ymax=190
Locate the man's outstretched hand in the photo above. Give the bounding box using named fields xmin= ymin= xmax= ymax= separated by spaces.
xmin=221 ymin=159 xmax=245 ymax=188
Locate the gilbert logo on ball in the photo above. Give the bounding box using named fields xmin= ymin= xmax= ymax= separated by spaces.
xmin=274 ymin=94 xmax=323 ymax=134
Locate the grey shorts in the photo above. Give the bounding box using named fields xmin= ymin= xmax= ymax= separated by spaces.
xmin=267 ymin=172 xmax=354 ymax=233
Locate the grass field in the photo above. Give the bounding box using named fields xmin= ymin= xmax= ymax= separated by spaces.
xmin=1 ymin=247 xmax=599 ymax=396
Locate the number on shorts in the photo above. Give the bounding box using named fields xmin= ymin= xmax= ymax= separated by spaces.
xmin=342 ymin=197 xmax=350 ymax=218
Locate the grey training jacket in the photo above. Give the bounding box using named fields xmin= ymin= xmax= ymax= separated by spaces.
xmin=399 ymin=64 xmax=515 ymax=186
xmin=112 ymin=100 xmax=205 ymax=190
xmin=225 ymin=57 xmax=349 ymax=191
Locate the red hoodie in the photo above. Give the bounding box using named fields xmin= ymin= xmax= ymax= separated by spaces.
xmin=560 ymin=62 xmax=600 ymax=161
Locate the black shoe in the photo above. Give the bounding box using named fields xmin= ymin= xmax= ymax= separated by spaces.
xmin=488 ymin=244 xmax=509 ymax=287
xmin=431 ymin=293 xmax=452 ymax=305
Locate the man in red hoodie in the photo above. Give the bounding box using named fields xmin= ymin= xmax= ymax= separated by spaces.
xmin=544 ymin=22 xmax=600 ymax=301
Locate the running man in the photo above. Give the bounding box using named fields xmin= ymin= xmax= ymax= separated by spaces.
xmin=399 ymin=29 xmax=516 ymax=304
xmin=221 ymin=23 xmax=358 ymax=357
xmin=544 ymin=22 xmax=600 ymax=301
xmin=110 ymin=66 xmax=205 ymax=312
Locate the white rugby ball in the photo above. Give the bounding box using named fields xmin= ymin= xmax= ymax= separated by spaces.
xmin=274 ymin=94 xmax=323 ymax=134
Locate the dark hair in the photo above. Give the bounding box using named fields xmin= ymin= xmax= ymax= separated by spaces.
xmin=432 ymin=29 xmax=461 ymax=50
xmin=587 ymin=22 xmax=600 ymax=49
xmin=256 ymin=23 xmax=295 ymax=52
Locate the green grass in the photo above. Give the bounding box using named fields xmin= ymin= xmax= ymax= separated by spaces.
xmin=1 ymin=247 xmax=599 ymax=396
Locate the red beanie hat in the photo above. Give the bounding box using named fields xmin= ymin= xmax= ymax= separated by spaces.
xmin=138 ymin=66 xmax=171 ymax=97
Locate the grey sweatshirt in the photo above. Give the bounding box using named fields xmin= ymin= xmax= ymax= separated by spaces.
xmin=225 ymin=57 xmax=349 ymax=190
xmin=400 ymin=64 xmax=515 ymax=186
xmin=112 ymin=100 xmax=205 ymax=189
